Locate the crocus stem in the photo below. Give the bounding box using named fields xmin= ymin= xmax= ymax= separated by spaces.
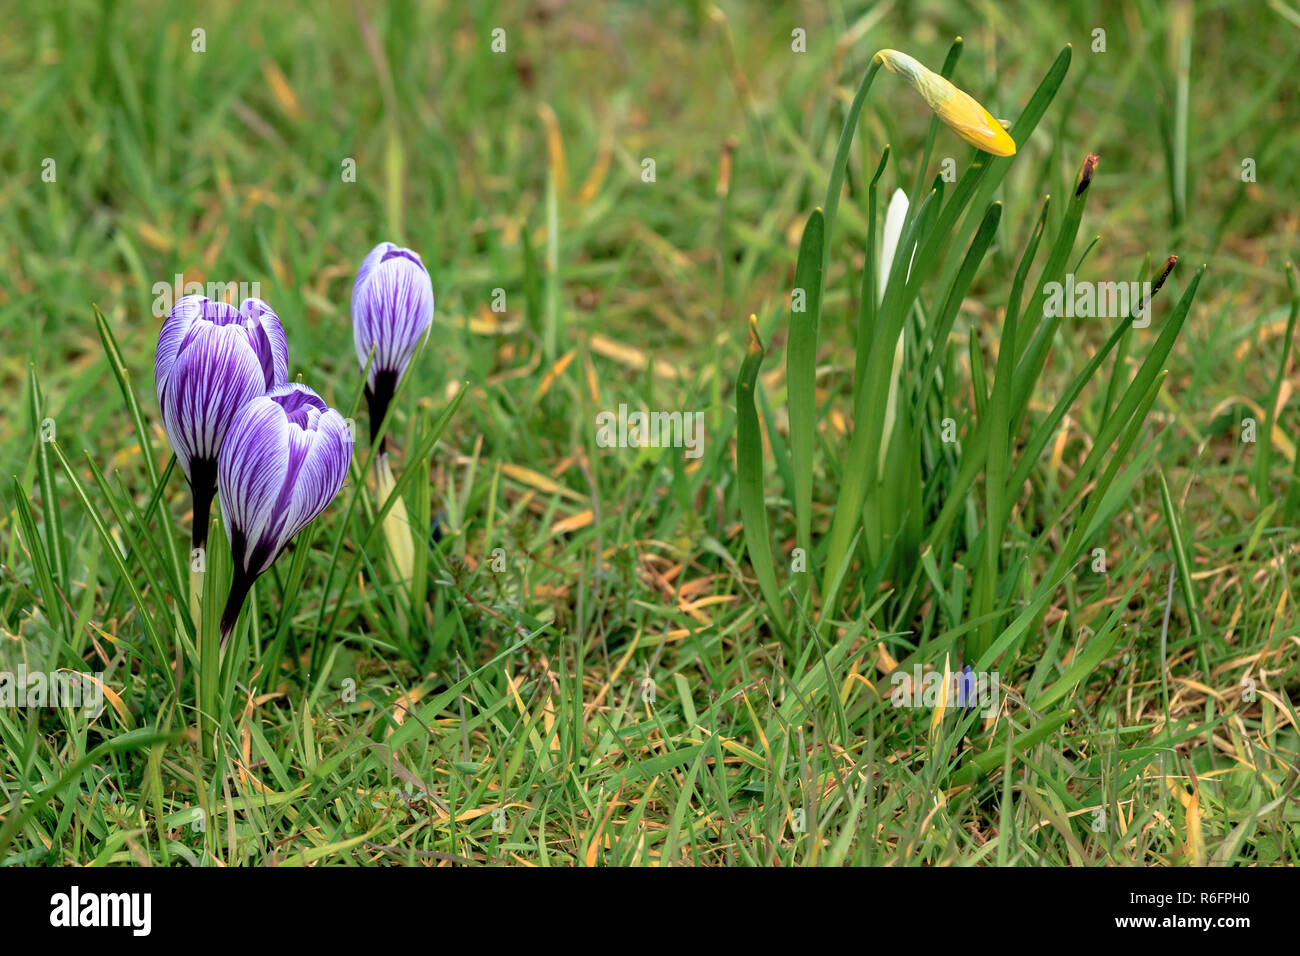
xmin=219 ymin=569 xmax=253 ymax=649
xmin=365 ymin=370 xmax=398 ymax=456
xmin=188 ymin=463 xmax=216 ymax=627
xmin=188 ymin=562 xmax=202 ymax=628
xmin=193 ymin=474 xmax=219 ymax=761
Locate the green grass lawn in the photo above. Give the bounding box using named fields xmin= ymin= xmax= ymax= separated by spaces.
xmin=2 ymin=0 xmax=1299 ymax=866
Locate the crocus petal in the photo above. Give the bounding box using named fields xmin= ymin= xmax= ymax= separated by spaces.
xmin=351 ymin=242 xmax=435 ymax=388
xmin=239 ymin=297 xmax=290 ymax=388
xmin=159 ymin=323 xmax=267 ymax=482
xmin=874 ymin=49 xmax=1017 ymax=157
xmin=217 ymin=395 xmax=291 ymax=573
xmin=268 ymin=381 xmax=328 ymax=426
xmin=351 ymin=242 xmax=394 ymax=377
xmin=155 ymin=294 xmax=208 ymax=395
xmin=285 ymin=408 xmax=353 ymax=538
xmin=351 ymin=242 xmax=392 ymax=322
xmin=961 ymin=666 xmax=977 ymax=710
xmin=218 ymin=384 xmax=352 ymax=578
xmin=155 ymin=292 xmax=293 ymax=485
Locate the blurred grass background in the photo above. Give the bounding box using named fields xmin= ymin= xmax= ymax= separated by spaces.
xmin=1 ymin=0 xmax=1299 ymax=865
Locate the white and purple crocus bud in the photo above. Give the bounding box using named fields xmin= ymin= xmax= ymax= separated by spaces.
xmin=155 ymin=295 xmax=289 ymax=550
xmin=216 ymin=383 xmax=352 ymax=643
xmin=351 ymin=242 xmax=434 ymax=451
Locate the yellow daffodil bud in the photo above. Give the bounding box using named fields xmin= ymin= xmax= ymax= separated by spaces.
xmin=873 ymin=49 xmax=1017 ymax=157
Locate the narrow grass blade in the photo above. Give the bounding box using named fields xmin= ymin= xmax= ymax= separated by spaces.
xmin=1159 ymin=470 xmax=1205 ymax=639
xmin=1258 ymin=262 xmax=1298 ymax=504
xmin=93 ymin=304 xmax=183 ymax=594
xmin=27 ymin=366 xmax=67 ymax=603
xmin=855 ymin=145 xmax=891 ymax=399
xmin=821 ymin=60 xmax=882 ymax=272
xmin=737 ymin=316 xmax=789 ymax=636
xmin=48 ymin=441 xmax=167 ymax=663
xmin=786 ymin=208 xmax=825 ymax=565
xmin=9 ymin=477 xmax=63 ymax=637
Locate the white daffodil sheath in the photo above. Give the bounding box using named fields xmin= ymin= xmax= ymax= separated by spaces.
xmin=878 ymin=189 xmax=911 ymax=480
xmin=878 ymin=188 xmax=911 ymax=305
xmin=375 ymin=451 xmax=416 ymax=584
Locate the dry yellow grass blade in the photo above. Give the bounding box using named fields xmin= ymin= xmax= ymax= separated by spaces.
xmin=1207 ymin=394 xmax=1296 ymax=461
xmin=1172 ymin=677 xmax=1226 ymax=700
xmin=464 ymin=305 xmax=524 ymax=335
xmin=385 ymin=686 xmax=426 ymax=737
xmin=499 ymin=462 xmax=585 ymax=502
xmin=550 ymin=509 xmax=594 ymax=535
xmin=583 ymin=350 xmax=601 ymax=404
xmin=69 ymin=671 xmax=130 ymax=727
xmin=1166 ymin=772 xmax=1206 ymax=865
xmin=533 ymin=349 xmax=576 ymax=401
xmin=134 ymin=221 xmax=173 ymax=252
xmin=431 ymin=803 xmax=528 ymax=826
xmin=841 ymin=654 xmax=878 ymax=705
xmin=261 ymin=59 xmax=303 ymax=121
xmin=584 ymin=634 xmax=641 ymax=717
xmin=583 ymin=784 xmax=625 ymax=867
xmin=631 ymin=627 xmax=701 ymax=648
xmin=588 ymin=333 xmax=683 ymax=380
xmin=536 ymin=102 xmax=568 ymax=195
xmin=1233 ymin=317 xmax=1297 ymax=360
xmin=575 ymin=117 xmax=614 ymax=205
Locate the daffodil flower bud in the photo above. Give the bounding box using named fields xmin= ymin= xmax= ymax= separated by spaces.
xmin=874 ymin=49 xmax=1017 ymax=157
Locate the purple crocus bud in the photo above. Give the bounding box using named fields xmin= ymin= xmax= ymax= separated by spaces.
xmin=216 ymin=383 xmax=352 ymax=643
xmin=955 ymin=665 xmax=978 ymax=712
xmin=351 ymin=242 xmax=434 ymax=450
xmin=155 ymin=294 xmax=289 ymax=550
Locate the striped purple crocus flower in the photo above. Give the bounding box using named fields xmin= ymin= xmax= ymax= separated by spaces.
xmin=155 ymin=294 xmax=289 ymax=550
xmin=351 ymin=242 xmax=434 ymax=451
xmin=216 ymin=383 xmax=352 ymax=643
